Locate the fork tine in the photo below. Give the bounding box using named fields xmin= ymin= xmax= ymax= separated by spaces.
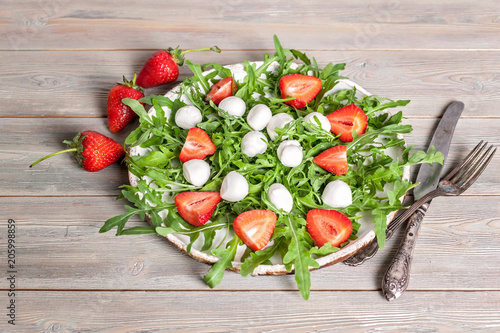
xmin=444 ymin=141 xmax=487 ymax=181
xmin=449 ymin=142 xmax=489 ymax=184
xmin=457 ymin=146 xmax=496 ymax=191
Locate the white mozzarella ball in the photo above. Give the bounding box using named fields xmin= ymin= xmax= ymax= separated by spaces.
xmin=175 ymin=105 xmax=203 ymax=130
xmin=241 ymin=131 xmax=268 ymax=157
xmin=220 ymin=171 xmax=249 ymax=202
xmin=304 ymin=112 xmax=331 ymax=132
xmin=266 ymin=113 xmax=294 ymax=141
xmin=218 ymin=96 xmax=246 ymax=117
xmin=268 ymin=183 xmax=293 ymax=213
xmin=247 ymin=104 xmax=272 ymax=131
xmin=322 ymin=180 xmax=353 ymax=208
xmin=277 ymin=140 xmax=303 ymax=167
xmin=182 ymin=159 xmax=210 ymax=187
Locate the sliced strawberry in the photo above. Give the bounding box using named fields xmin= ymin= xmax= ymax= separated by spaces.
xmin=313 ymin=145 xmax=348 ymax=175
xmin=306 ymin=209 xmax=353 ymax=247
xmin=279 ymin=74 xmax=322 ymax=109
xmin=233 ymin=209 xmax=277 ymax=251
xmin=205 ymin=77 xmax=236 ymax=106
xmin=179 ymin=127 xmax=216 ymax=162
xmin=326 ymin=104 xmax=368 ymax=142
xmin=174 ymin=191 xmax=221 ymax=227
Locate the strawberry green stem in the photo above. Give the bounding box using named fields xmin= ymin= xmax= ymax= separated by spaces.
xmin=180 ymin=46 xmax=221 ymax=55
xmin=29 ymin=148 xmax=77 ymax=168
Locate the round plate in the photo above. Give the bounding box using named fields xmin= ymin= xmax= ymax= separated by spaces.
xmin=129 ymin=61 xmax=410 ymax=275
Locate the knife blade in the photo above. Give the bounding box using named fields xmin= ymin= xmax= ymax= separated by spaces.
xmin=382 ymin=101 xmax=464 ymax=301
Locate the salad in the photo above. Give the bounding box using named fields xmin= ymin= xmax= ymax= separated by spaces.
xmin=101 ymin=36 xmax=442 ymax=299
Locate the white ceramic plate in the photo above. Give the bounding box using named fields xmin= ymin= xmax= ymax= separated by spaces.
xmin=129 ymin=61 xmax=410 ymax=275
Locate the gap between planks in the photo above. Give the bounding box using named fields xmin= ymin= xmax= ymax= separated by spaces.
xmin=1 ymin=288 xmax=500 ymax=293
xmin=2 ymin=115 xmax=500 ymax=119
xmin=4 ymin=48 xmax=500 ymax=52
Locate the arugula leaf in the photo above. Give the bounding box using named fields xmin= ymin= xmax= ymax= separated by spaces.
xmin=281 ymin=215 xmax=319 ymax=300
xmin=103 ymin=35 xmax=445 ymax=300
xmin=204 ymin=236 xmax=241 ymax=288
xmin=240 ymin=241 xmax=281 ymax=277
xmin=373 ymin=209 xmax=388 ymax=249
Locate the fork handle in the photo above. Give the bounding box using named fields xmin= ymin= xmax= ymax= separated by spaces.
xmin=382 ymin=201 xmax=430 ymax=301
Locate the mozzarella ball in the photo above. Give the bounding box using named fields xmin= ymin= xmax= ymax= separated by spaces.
xmin=182 ymin=159 xmax=210 ymax=187
xmin=175 ymin=105 xmax=203 ymax=130
xmin=220 ymin=171 xmax=249 ymax=202
xmin=247 ymin=104 xmax=272 ymax=131
xmin=266 ymin=113 xmax=294 ymax=141
xmin=304 ymin=112 xmax=331 ymax=132
xmin=218 ymin=96 xmax=246 ymax=117
xmin=268 ymin=183 xmax=293 ymax=213
xmin=322 ymin=180 xmax=353 ymax=208
xmin=277 ymin=140 xmax=303 ymax=167
xmin=241 ymin=131 xmax=268 ymax=157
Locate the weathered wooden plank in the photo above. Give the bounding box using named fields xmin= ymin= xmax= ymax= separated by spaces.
xmin=1 ymin=0 xmax=499 ymax=50
xmin=4 ymin=290 xmax=500 ymax=332
xmin=1 ymin=118 xmax=498 ymax=196
xmin=1 ymin=195 xmax=499 ymax=291
xmin=1 ymin=50 xmax=499 ymax=117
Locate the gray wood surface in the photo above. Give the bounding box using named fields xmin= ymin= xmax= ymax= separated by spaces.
xmin=1 ymin=0 xmax=499 ymax=331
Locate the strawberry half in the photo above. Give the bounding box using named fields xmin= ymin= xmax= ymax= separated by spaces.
xmin=279 ymin=74 xmax=322 ymax=109
xmin=205 ymin=76 xmax=236 ymax=106
xmin=179 ymin=127 xmax=216 ymax=162
xmin=313 ymin=145 xmax=348 ymax=175
xmin=174 ymin=191 xmax=221 ymax=227
xmin=326 ymin=104 xmax=368 ymax=142
xmin=306 ymin=209 xmax=353 ymax=247
xmin=29 ymin=131 xmax=125 ymax=172
xmin=233 ymin=209 xmax=277 ymax=251
xmin=107 ymin=75 xmax=144 ymax=133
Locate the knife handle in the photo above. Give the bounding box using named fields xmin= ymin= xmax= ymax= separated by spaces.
xmin=382 ymin=201 xmax=430 ymax=301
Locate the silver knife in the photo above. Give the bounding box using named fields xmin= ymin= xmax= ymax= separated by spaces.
xmin=382 ymin=101 xmax=464 ymax=301
xmin=344 ymin=101 xmax=465 ymax=267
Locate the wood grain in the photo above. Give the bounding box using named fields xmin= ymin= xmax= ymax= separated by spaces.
xmin=1 ymin=117 xmax=498 ymax=196
xmin=1 ymin=0 xmax=500 ymax=50
xmin=1 ymin=195 xmax=498 ymax=291
xmin=1 ymin=50 xmax=499 ymax=118
xmin=4 ymin=290 xmax=500 ymax=332
xmin=2 ymin=1 xmax=500 ymax=330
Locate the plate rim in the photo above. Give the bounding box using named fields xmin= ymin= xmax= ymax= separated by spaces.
xmin=128 ymin=61 xmax=410 ymax=275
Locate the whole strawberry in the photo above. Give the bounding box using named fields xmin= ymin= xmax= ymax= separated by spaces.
xmin=30 ymin=131 xmax=125 ymax=172
xmin=136 ymin=46 xmax=221 ymax=88
xmin=107 ymin=74 xmax=144 ymax=133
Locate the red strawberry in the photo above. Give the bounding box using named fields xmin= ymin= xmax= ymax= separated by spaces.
xmin=313 ymin=145 xmax=348 ymax=175
xmin=29 ymin=131 xmax=125 ymax=172
xmin=326 ymin=104 xmax=368 ymax=142
xmin=137 ymin=46 xmax=221 ymax=88
xmin=205 ymin=76 xmax=236 ymax=106
xmin=233 ymin=209 xmax=277 ymax=251
xmin=107 ymin=75 xmax=144 ymax=133
xmin=306 ymin=209 xmax=353 ymax=247
xmin=174 ymin=191 xmax=221 ymax=227
xmin=279 ymin=74 xmax=322 ymax=109
xmin=179 ymin=127 xmax=216 ymax=162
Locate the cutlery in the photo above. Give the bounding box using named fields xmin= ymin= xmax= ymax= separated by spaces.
xmin=382 ymin=140 xmax=496 ymax=300
xmin=344 ymin=101 xmax=464 ymax=267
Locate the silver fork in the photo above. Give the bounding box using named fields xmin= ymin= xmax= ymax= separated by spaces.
xmin=344 ymin=141 xmax=497 ymax=267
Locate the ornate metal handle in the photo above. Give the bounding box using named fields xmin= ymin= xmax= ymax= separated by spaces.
xmin=382 ymin=201 xmax=430 ymax=301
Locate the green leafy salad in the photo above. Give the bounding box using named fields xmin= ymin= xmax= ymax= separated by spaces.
xmin=101 ymin=36 xmax=443 ymax=299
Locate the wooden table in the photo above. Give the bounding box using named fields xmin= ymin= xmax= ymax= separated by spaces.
xmin=1 ymin=1 xmax=499 ymax=331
